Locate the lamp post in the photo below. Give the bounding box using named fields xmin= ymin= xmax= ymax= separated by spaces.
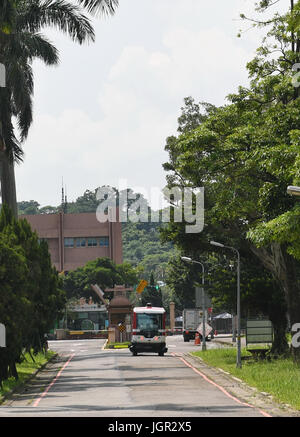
xmin=181 ymin=256 xmax=206 ymax=351
xmin=210 ymin=241 xmax=242 ymax=368
xmin=287 ymin=185 xmax=300 ymax=196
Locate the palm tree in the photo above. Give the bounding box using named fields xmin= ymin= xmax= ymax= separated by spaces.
xmin=77 ymin=0 xmax=119 ymax=15
xmin=0 ymin=0 xmax=118 ymax=217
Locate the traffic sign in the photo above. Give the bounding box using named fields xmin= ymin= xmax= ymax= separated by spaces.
xmin=136 ymin=279 xmax=148 ymax=294
xmin=118 ymin=324 xmax=126 ymax=332
xmin=197 ymin=322 xmax=213 ymax=337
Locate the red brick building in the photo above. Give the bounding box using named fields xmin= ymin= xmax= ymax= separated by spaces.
xmin=21 ymin=211 xmax=123 ymax=272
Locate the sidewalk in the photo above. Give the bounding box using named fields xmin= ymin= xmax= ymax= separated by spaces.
xmin=212 ymin=334 xmax=246 ymax=348
xmin=184 ymin=352 xmax=300 ymax=417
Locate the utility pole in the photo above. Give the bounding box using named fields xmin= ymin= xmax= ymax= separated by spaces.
xmin=181 ymin=257 xmax=206 ymax=351
xmin=210 ymin=241 xmax=242 ymax=368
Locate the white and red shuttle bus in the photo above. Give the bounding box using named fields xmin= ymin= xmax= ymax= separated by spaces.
xmin=130 ymin=303 xmax=168 ymax=356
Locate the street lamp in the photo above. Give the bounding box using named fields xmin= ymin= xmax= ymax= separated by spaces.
xmin=287 ymin=186 xmax=300 ymax=219
xmin=181 ymin=256 xmax=207 ymax=351
xmin=287 ymin=185 xmax=300 ymax=196
xmin=210 ymin=241 xmax=242 ymax=368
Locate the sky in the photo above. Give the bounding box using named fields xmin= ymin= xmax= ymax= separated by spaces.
xmin=14 ymin=0 xmax=281 ymax=209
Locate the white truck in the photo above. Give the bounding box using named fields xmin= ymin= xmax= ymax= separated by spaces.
xmin=182 ymin=308 xmax=213 ymax=342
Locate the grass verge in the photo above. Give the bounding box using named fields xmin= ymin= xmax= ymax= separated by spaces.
xmin=192 ymin=348 xmax=300 ymax=410
xmin=105 ymin=342 xmax=130 ymax=349
xmin=0 ymin=350 xmax=56 ymax=403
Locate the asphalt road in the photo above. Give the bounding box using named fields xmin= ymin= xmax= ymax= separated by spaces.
xmin=0 ymin=336 xmax=269 ymax=417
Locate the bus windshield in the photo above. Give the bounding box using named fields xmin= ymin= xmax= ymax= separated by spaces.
xmin=136 ymin=313 xmax=163 ymax=332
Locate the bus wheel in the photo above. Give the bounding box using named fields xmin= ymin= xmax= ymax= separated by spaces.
xmin=132 ymin=351 xmax=138 ymax=356
xmin=158 ymin=351 xmax=164 ymax=356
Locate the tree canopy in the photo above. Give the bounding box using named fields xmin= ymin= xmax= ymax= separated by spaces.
xmin=62 ymin=257 xmax=139 ymax=303
xmin=160 ymin=1 xmax=300 ymax=355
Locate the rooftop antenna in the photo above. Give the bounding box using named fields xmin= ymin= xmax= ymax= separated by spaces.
xmin=64 ymin=184 xmax=68 ymax=213
xmin=61 ymin=177 xmax=65 ymax=213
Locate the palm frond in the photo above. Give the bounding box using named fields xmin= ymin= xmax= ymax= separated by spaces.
xmin=9 ymin=62 xmax=34 ymax=140
xmin=76 ymin=0 xmax=119 ymax=16
xmin=3 ymin=30 xmax=58 ymax=141
xmin=8 ymin=31 xmax=59 ymax=65
xmin=0 ymin=92 xmax=24 ymax=163
xmin=17 ymin=0 xmax=95 ymax=44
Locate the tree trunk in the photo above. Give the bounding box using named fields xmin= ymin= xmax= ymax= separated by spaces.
xmin=270 ymin=311 xmax=289 ymax=356
xmin=0 ymin=151 xmax=18 ymax=218
xmin=9 ymin=360 xmax=18 ymax=381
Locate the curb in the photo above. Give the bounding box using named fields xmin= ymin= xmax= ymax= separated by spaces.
xmin=0 ymin=352 xmax=58 ymax=405
xmin=211 ymin=339 xmax=235 ymax=347
xmin=184 ymin=352 xmax=300 ymax=417
xmin=211 ymin=337 xmax=248 ymax=348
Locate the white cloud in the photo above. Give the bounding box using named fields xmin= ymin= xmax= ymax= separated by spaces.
xmin=15 ymin=0 xmax=265 ymax=209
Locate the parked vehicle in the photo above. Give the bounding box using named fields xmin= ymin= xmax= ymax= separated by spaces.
xmin=174 ymin=316 xmax=183 ymax=334
xmin=174 ymin=325 xmax=183 ymax=334
xmin=183 ymin=308 xmax=213 ymax=342
xmin=130 ymin=303 xmax=168 ymax=356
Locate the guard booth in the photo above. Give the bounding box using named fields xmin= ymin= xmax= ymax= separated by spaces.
xmin=107 ymin=288 xmax=132 ymax=343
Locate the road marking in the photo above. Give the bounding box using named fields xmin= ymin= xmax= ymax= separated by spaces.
xmin=172 ymin=353 xmax=272 ymax=417
xmin=102 ymin=339 xmax=108 ymax=350
xmin=33 ymin=353 xmax=75 ymax=407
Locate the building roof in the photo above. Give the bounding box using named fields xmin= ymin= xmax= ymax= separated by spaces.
xmin=108 ymin=295 xmax=132 ymax=308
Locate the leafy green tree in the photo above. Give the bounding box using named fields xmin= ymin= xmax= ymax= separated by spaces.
xmin=177 ymin=97 xmax=216 ymax=134
xmin=18 ymin=200 xmax=40 ymax=215
xmin=164 ymin=255 xmax=199 ymax=310
xmin=0 ymin=232 xmax=30 ymax=384
xmin=160 ymin=1 xmax=300 ymax=355
xmin=63 ymin=257 xmax=139 ymax=303
xmin=38 ymin=205 xmax=59 ymax=214
xmin=0 ymin=204 xmax=65 ymax=383
xmin=161 ymin=91 xmax=296 ymax=354
xmin=66 ymin=189 xmax=99 ymax=213
xmin=140 ymin=273 xmax=163 ymax=307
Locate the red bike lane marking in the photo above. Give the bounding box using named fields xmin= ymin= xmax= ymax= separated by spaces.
xmin=171 ymin=352 xmax=272 ymax=417
xmin=33 ymin=353 xmax=75 ymax=407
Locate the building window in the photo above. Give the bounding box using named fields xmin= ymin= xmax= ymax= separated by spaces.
xmin=87 ymin=238 xmax=98 ymax=247
xmin=99 ymin=236 xmax=109 ymax=247
xmin=64 ymin=238 xmax=74 ymax=248
xmin=76 ymin=238 xmax=86 ymax=248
